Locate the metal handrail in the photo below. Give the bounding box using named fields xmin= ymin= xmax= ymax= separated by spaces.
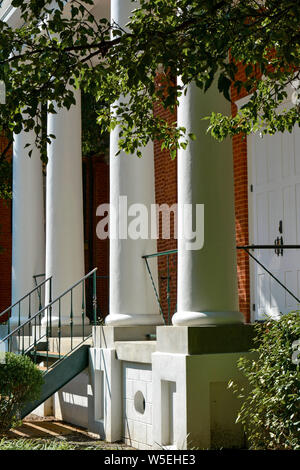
xmin=143 ymin=249 xmax=178 ymax=325
xmin=144 ymin=245 xmax=300 ymax=323
xmin=0 ymin=276 xmax=52 ymax=320
xmin=1 ymin=268 xmax=98 ymax=342
xmin=33 ymin=273 xmax=46 ymax=309
xmin=142 ymin=249 xmax=178 ymax=259
xmin=237 ymin=244 xmax=300 ymax=250
xmin=237 ymin=244 xmax=300 ymax=305
xmin=0 ymin=268 xmax=98 ymax=372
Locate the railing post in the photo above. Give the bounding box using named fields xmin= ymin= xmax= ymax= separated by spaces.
xmin=70 ymin=290 xmax=73 ymax=351
xmin=38 ymin=285 xmax=42 ymax=311
xmin=167 ymin=254 xmax=171 ymax=325
xmin=93 ymin=270 xmax=97 ymax=326
xmin=34 ymin=315 xmax=37 ymax=364
xmin=58 ymin=297 xmax=61 ymax=360
xmin=144 ymin=258 xmax=165 ymax=325
xmin=7 ymin=315 xmax=10 ymax=352
xmin=46 ymin=307 xmax=49 ymax=370
xmin=28 ymin=293 xmax=31 ymax=320
xmin=22 ymin=325 xmax=24 ymax=355
xmin=49 ymin=277 xmax=52 ymax=337
xmin=18 ymin=303 xmax=21 ymax=353
xmin=82 ymin=280 xmax=85 ymax=340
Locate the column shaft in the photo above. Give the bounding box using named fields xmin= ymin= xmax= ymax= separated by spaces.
xmin=44 ymin=89 xmax=85 ymax=325
xmin=172 ymin=81 xmax=244 ymax=326
xmin=12 ymin=117 xmax=45 ymax=325
xmin=105 ymin=0 xmax=162 ymax=326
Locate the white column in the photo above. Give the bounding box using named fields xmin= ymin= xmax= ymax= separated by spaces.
xmin=105 ymin=0 xmax=162 ymax=326
xmin=44 ymin=89 xmax=86 ymax=326
xmin=12 ymin=117 xmax=45 ymax=325
xmin=172 ymin=81 xmax=244 ymax=326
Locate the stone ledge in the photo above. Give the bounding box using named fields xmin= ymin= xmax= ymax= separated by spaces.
xmin=114 ymin=340 xmax=156 ymax=364
xmin=93 ymin=325 xmax=156 ymax=349
xmin=156 ymin=324 xmax=255 ymax=355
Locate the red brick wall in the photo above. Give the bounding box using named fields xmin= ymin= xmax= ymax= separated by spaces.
xmin=231 ymin=62 xmax=251 ymax=322
xmin=83 ymin=155 xmax=109 ymax=322
xmin=0 ymin=136 xmax=12 ymax=321
xmin=93 ymin=158 xmax=109 ymax=320
xmin=153 ymin=102 xmax=178 ymax=324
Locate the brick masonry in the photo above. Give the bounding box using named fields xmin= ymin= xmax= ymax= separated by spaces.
xmin=231 ymin=61 xmax=251 ymax=322
xmin=153 ymin=101 xmax=178 ymax=324
xmin=82 ymin=155 xmax=109 ymax=322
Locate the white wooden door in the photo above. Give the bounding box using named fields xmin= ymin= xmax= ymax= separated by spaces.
xmin=249 ymin=128 xmax=300 ymax=320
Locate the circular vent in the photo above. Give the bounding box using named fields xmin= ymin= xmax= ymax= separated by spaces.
xmin=134 ymin=391 xmax=146 ymax=414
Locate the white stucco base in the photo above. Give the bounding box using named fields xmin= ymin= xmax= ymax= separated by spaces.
xmin=86 ymin=325 xmax=254 ymax=450
xmin=122 ymin=362 xmax=153 ymax=449
xmin=0 ymin=325 xmax=8 ymax=353
xmin=152 ymin=352 xmax=248 ymax=449
xmin=28 ymin=326 xmax=253 ymax=449
xmin=54 ymin=369 xmax=90 ymax=428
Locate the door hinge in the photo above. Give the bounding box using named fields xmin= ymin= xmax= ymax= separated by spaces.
xmin=252 ymin=303 xmax=256 ymax=311
xmin=250 ymin=184 xmax=253 ymax=192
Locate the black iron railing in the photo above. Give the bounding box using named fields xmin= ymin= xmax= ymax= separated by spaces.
xmin=237 ymin=244 xmax=300 ymax=305
xmin=0 ymin=268 xmax=98 ymax=371
xmin=143 ymin=244 xmax=300 ymax=322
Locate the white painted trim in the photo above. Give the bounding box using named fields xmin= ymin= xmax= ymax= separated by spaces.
xmin=246 ymin=134 xmax=257 ymax=322
xmin=234 ymin=81 xmax=295 ymax=112
xmin=234 ymin=93 xmax=252 ymax=111
xmin=0 ymin=2 xmax=22 ymax=28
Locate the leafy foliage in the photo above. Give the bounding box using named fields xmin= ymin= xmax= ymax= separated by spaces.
xmin=82 ymin=92 xmax=109 ymax=158
xmin=0 ymin=157 xmax=12 ymax=199
xmin=229 ymin=312 xmax=300 ymax=450
xmin=0 ymin=0 xmax=299 ymax=193
xmin=0 ymin=353 xmax=44 ymax=435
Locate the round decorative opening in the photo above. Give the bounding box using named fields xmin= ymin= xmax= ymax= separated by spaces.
xmin=134 ymin=391 xmax=146 ymax=414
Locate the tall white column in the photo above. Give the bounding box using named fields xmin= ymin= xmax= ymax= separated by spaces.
xmin=105 ymin=0 xmax=162 ymax=326
xmin=12 ymin=117 xmax=45 ymax=325
xmin=172 ymin=81 xmax=244 ymax=326
xmin=44 ymin=89 xmax=86 ymax=326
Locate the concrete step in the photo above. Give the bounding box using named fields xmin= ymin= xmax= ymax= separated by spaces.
xmin=33 ymin=351 xmax=65 ymax=359
xmin=48 ymin=336 xmax=93 ymax=354
xmin=37 ymin=365 xmax=52 ymax=372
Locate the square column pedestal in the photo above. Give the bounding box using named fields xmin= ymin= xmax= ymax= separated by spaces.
xmin=152 ymin=325 xmax=255 ymax=449
xmin=89 ymin=324 xmax=255 ymax=450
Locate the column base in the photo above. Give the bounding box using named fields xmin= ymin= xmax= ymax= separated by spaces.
xmin=105 ymin=313 xmax=164 ymax=326
xmin=172 ymin=310 xmax=244 ymax=326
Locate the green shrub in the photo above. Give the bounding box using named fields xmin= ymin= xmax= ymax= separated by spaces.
xmin=0 ymin=352 xmax=44 ymax=435
xmin=230 ymin=312 xmax=300 ymax=450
